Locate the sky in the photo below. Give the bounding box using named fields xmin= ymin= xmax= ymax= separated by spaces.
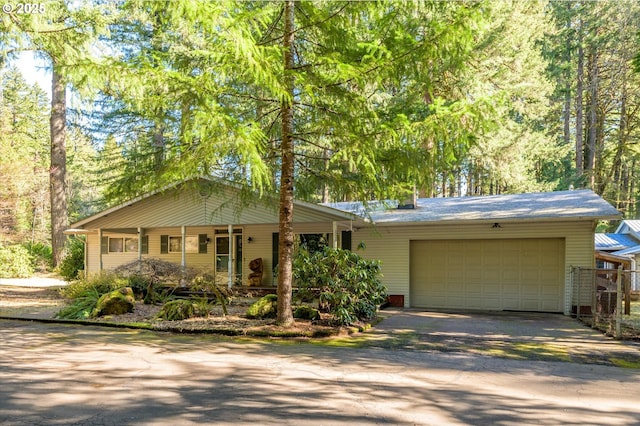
xmin=13 ymin=51 xmax=52 ymax=100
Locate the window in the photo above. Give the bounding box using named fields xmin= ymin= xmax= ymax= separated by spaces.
xmin=296 ymin=233 xmax=329 ymax=253
xmin=108 ymin=237 xmax=138 ymax=253
xmin=169 ymin=236 xmax=198 ymax=253
xmin=101 ymin=236 xmax=147 ymax=255
xmin=109 ymin=238 xmax=123 ymax=253
xmin=162 ymin=235 xmax=204 ymax=254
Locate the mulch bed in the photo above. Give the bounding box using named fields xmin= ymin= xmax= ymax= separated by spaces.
xmin=0 ymin=285 xmax=361 ymax=338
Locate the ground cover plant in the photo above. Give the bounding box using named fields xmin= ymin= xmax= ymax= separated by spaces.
xmin=53 ymin=254 xmax=386 ymax=336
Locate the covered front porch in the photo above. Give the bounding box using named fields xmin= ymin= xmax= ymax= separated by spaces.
xmin=65 ymin=178 xmax=361 ymax=286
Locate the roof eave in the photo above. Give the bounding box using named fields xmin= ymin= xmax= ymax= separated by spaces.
xmin=369 ymin=214 xmax=620 ymax=227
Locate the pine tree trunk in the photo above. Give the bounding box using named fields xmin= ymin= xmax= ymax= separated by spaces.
xmin=575 ymin=18 xmax=584 ymax=181
xmin=276 ymin=0 xmax=296 ymax=326
xmin=586 ymin=49 xmax=598 ymax=190
xmin=563 ymin=24 xmax=571 ymax=147
xmin=49 ymin=68 xmax=68 ymax=267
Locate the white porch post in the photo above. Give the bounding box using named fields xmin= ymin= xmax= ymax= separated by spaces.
xmin=332 ymin=221 xmax=338 ymax=249
xmin=98 ymin=228 xmax=103 ymax=271
xmin=181 ymin=225 xmax=186 ymax=270
xmin=137 ymin=227 xmax=142 ymax=261
xmin=228 ymin=224 xmax=233 ymax=289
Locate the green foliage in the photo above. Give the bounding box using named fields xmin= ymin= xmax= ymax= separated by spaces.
xmin=246 ymin=294 xmax=278 ymax=319
xmin=190 ymin=274 xmax=230 ymax=316
xmin=56 ymin=287 xmax=101 ymax=320
xmin=59 ymin=273 xmax=128 ymax=300
xmin=293 ymin=247 xmax=387 ymax=326
xmin=57 ymin=275 xmax=131 ymax=319
xmin=91 ymin=287 xmax=135 ymax=317
xmin=24 ymin=242 xmax=53 ymax=272
xmin=0 ymin=244 xmax=34 ymax=278
xmin=58 ymin=237 xmax=85 ymax=280
xmin=156 ymin=299 xmax=210 ymax=321
xmin=293 ymin=305 xmax=320 ymax=321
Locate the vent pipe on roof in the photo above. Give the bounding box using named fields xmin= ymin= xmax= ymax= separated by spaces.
xmin=398 ymin=185 xmax=417 ymax=210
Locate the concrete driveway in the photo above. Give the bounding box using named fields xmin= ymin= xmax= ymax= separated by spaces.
xmin=368 ymin=309 xmax=640 ymax=366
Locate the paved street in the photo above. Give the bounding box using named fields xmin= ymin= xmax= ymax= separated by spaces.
xmin=1 ymin=319 xmax=640 ymax=425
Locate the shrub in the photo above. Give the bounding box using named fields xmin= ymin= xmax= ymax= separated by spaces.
xmin=293 ymin=305 xmax=320 ymax=321
xmin=293 ymin=247 xmax=387 ymax=326
xmin=58 ymin=237 xmax=85 ymax=280
xmin=0 ymin=245 xmax=34 ymax=278
xmin=114 ymin=258 xmax=200 ymax=304
xmin=59 ymin=273 xmax=128 ymax=299
xmin=24 ymin=242 xmax=53 ymax=272
xmin=126 ymin=274 xmax=152 ymax=299
xmin=246 ymin=294 xmax=277 ymax=319
xmin=92 ymin=287 xmax=135 ymax=317
xmin=190 ymin=274 xmax=230 ymax=315
xmin=57 ymin=274 xmax=131 ymax=319
xmin=156 ymin=298 xmax=210 ymax=321
xmin=56 ymin=287 xmax=101 ymax=319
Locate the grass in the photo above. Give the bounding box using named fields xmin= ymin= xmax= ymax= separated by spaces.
xmin=610 ymin=357 xmax=640 ymax=369
xmin=619 ymin=300 xmax=640 ymax=339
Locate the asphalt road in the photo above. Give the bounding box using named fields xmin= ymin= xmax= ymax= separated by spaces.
xmin=1 ymin=319 xmax=640 ymax=425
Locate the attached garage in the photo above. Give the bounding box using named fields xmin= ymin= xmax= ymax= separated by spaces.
xmin=327 ymin=189 xmax=621 ymax=315
xmin=410 ymin=238 xmax=565 ymax=312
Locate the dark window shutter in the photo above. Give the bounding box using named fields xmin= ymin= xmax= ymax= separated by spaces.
xmin=101 ymin=237 xmax=109 ymax=254
xmin=160 ymin=235 xmax=169 ymax=254
xmin=341 ymin=231 xmax=352 ymax=251
xmin=272 ymin=232 xmax=279 ymax=272
xmin=198 ymin=234 xmax=208 ymax=254
xmin=141 ymin=236 xmax=149 ymax=254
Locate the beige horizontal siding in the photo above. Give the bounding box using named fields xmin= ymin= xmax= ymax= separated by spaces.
xmin=82 ymin=186 xmax=348 ymax=230
xmin=85 ymin=218 xmax=595 ymax=315
xmin=86 ymin=223 xmax=344 ymax=287
xmin=357 ymin=220 xmax=595 ymax=314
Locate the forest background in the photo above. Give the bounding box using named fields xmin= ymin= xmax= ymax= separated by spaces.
xmin=1 ymin=1 xmax=639 ymax=292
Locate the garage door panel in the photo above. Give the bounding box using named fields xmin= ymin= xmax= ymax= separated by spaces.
xmin=410 ymin=238 xmax=564 ymax=312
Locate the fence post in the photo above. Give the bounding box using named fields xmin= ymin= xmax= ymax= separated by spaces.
xmin=616 ymin=265 xmax=622 ymax=339
xmin=625 ymin=270 xmax=631 ymax=315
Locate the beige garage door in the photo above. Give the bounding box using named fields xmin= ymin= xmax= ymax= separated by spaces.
xmin=410 ymin=239 xmax=565 ymax=312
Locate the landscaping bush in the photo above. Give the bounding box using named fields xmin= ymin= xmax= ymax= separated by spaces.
xmin=126 ymin=274 xmax=153 ymax=299
xmin=246 ymin=294 xmax=277 ymax=319
xmin=293 ymin=247 xmax=387 ymax=325
xmin=58 ymin=237 xmax=84 ymax=280
xmin=190 ymin=274 xmax=230 ymax=315
xmin=57 ymin=273 xmax=130 ymax=319
xmin=0 ymin=244 xmax=34 ymax=278
xmin=92 ymin=287 xmax=135 ymax=317
xmin=56 ymin=287 xmax=101 ymax=319
xmin=114 ymin=258 xmax=200 ymax=304
xmin=293 ymin=305 xmax=320 ymax=321
xmin=156 ymin=298 xmax=211 ymax=321
xmin=59 ymin=273 xmax=128 ymax=299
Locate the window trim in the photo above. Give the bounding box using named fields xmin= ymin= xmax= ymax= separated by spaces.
xmin=107 ymin=236 xmax=139 ymax=253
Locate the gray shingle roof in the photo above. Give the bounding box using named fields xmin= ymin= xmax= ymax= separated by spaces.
xmin=324 ymin=189 xmax=620 ymax=225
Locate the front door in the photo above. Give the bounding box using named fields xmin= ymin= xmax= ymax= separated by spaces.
xmin=215 ymin=233 xmax=243 ymax=285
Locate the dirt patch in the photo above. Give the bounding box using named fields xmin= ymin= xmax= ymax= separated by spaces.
xmin=0 ymin=285 xmax=66 ymax=317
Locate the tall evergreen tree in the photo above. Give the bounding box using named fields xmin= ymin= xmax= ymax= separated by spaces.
xmin=1 ymin=1 xmax=111 ymax=265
